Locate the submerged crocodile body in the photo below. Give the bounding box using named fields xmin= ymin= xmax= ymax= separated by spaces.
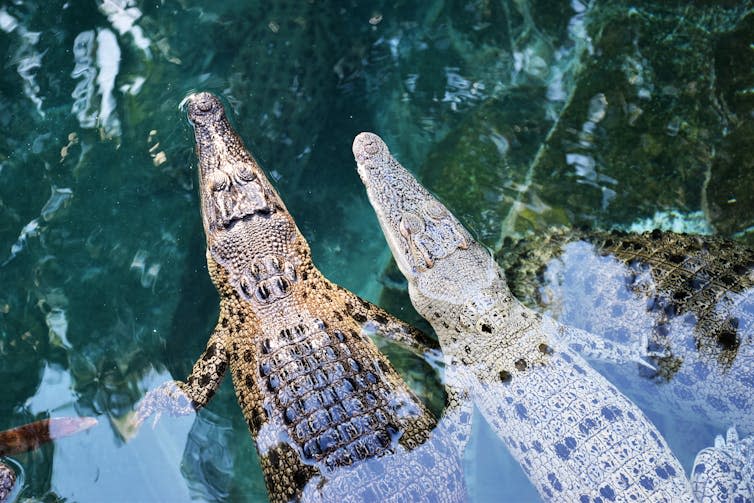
xmin=353 ymin=132 xmax=754 ymax=502
xmin=497 ymin=228 xmax=754 ymax=434
xmin=135 ymin=93 xmax=466 ymax=503
xmin=0 ymin=417 xmax=97 ymax=502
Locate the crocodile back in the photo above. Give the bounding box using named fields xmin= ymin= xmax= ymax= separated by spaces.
xmin=498 ymin=228 xmax=754 ymax=433
xmin=210 ymin=253 xmax=466 ymax=502
xmin=469 ymin=331 xmax=692 ymax=501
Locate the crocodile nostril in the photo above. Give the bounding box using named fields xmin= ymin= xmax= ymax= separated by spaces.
xmin=197 ymin=99 xmax=213 ymax=112
xmin=364 ymin=140 xmax=379 ymax=155
xmin=188 ymin=93 xmax=219 ymax=115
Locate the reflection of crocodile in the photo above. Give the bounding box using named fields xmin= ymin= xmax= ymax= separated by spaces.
xmin=0 ymin=417 xmax=97 ymax=502
xmin=134 ymin=94 xmax=466 ymax=503
xmin=354 ymin=132 xmax=754 ymax=502
xmin=496 ymin=227 xmax=754 ymax=433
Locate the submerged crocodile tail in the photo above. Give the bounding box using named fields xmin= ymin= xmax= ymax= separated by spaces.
xmin=0 ymin=417 xmax=97 ymax=457
xmin=0 ymin=417 xmax=97 ymax=502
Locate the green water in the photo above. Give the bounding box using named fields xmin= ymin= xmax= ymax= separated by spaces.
xmin=1 ymin=1 xmax=753 ymax=501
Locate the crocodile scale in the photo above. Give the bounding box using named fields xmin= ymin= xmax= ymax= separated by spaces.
xmin=134 ymin=94 xmax=466 ymax=503
xmin=497 ymin=227 xmax=754 ymax=433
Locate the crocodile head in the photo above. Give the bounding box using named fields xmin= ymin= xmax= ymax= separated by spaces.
xmin=186 ymin=92 xmax=307 ymax=304
xmin=186 ymin=92 xmax=285 ymax=243
xmin=353 ymin=132 xmax=500 ymax=308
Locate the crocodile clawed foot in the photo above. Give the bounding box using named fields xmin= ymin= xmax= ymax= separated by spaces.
xmin=691 ymin=426 xmax=754 ymax=502
xmin=630 ymin=332 xmax=671 ymax=371
xmin=131 ymin=381 xmax=196 ymax=430
xmin=631 ymin=355 xmax=657 ymax=372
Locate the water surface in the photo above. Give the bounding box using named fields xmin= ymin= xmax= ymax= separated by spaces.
xmin=1 ymin=1 xmax=753 ymax=501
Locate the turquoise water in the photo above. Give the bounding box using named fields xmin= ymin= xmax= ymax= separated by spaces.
xmin=1 ymin=1 xmax=753 ymax=501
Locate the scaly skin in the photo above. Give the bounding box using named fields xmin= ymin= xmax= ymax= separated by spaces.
xmin=134 ymin=94 xmax=467 ymax=503
xmin=353 ymin=132 xmax=701 ymax=502
xmin=497 ymin=227 xmax=754 ymax=433
xmin=0 ymin=417 xmax=97 ymax=502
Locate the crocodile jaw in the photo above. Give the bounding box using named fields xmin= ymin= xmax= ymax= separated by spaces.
xmin=186 ymin=92 xmax=284 ymax=244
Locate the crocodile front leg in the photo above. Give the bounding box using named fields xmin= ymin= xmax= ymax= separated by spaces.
xmin=436 ymin=365 xmax=474 ymax=454
xmin=335 ymin=286 xmax=441 ymax=360
xmin=134 ymin=326 xmax=231 ymax=426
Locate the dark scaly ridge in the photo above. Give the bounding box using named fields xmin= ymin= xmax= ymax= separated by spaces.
xmin=498 ymin=228 xmax=754 ymax=373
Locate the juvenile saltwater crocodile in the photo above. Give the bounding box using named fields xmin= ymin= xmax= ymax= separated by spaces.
xmin=353 ymin=132 xmax=754 ymax=502
xmin=134 ymin=93 xmax=467 ymax=503
xmin=497 ymin=227 xmax=754 ymax=434
xmin=0 ymin=417 xmax=97 ymax=502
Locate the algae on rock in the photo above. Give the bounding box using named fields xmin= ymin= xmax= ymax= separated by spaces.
xmin=404 ymin=1 xmax=754 ymax=248
xmin=523 ymin=2 xmax=754 ymax=240
xmin=361 ymin=0 xmax=582 ymax=173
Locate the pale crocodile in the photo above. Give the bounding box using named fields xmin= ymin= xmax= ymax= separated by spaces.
xmin=497 ymin=227 xmax=754 ymax=434
xmin=134 ymin=93 xmax=467 ymax=503
xmin=0 ymin=417 xmax=97 ymax=502
xmin=353 ymin=131 xmax=754 ymax=502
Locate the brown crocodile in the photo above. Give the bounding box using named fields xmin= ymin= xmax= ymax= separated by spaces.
xmin=134 ymin=93 xmax=467 ymax=503
xmin=0 ymin=417 xmax=97 ymax=502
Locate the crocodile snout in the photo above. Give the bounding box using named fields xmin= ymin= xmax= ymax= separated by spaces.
xmin=352 ymin=132 xmax=390 ymax=166
xmin=186 ymin=92 xmax=224 ymax=125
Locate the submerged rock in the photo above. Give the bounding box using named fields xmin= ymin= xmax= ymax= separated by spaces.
xmin=706 ymin=12 xmax=754 ymax=242
xmin=401 ymin=2 xmax=754 ymax=247
xmin=522 ymin=2 xmax=754 ymax=240
xmin=361 ymin=0 xmax=583 ymax=175
xmin=420 ymin=91 xmax=562 ymax=246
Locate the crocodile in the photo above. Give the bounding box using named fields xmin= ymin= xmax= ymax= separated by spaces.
xmin=0 ymin=417 xmax=97 ymax=502
xmin=134 ymin=93 xmax=467 ymax=503
xmin=353 ymin=131 xmax=754 ymax=502
xmin=496 ymin=227 xmax=754 ymax=434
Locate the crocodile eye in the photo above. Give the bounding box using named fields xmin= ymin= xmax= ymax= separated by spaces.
xmin=209 ymin=171 xmax=229 ymax=191
xmin=424 ymin=200 xmax=447 ymax=220
xmin=235 ymin=163 xmax=256 ymax=182
xmin=399 ymin=213 xmax=424 ymax=238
